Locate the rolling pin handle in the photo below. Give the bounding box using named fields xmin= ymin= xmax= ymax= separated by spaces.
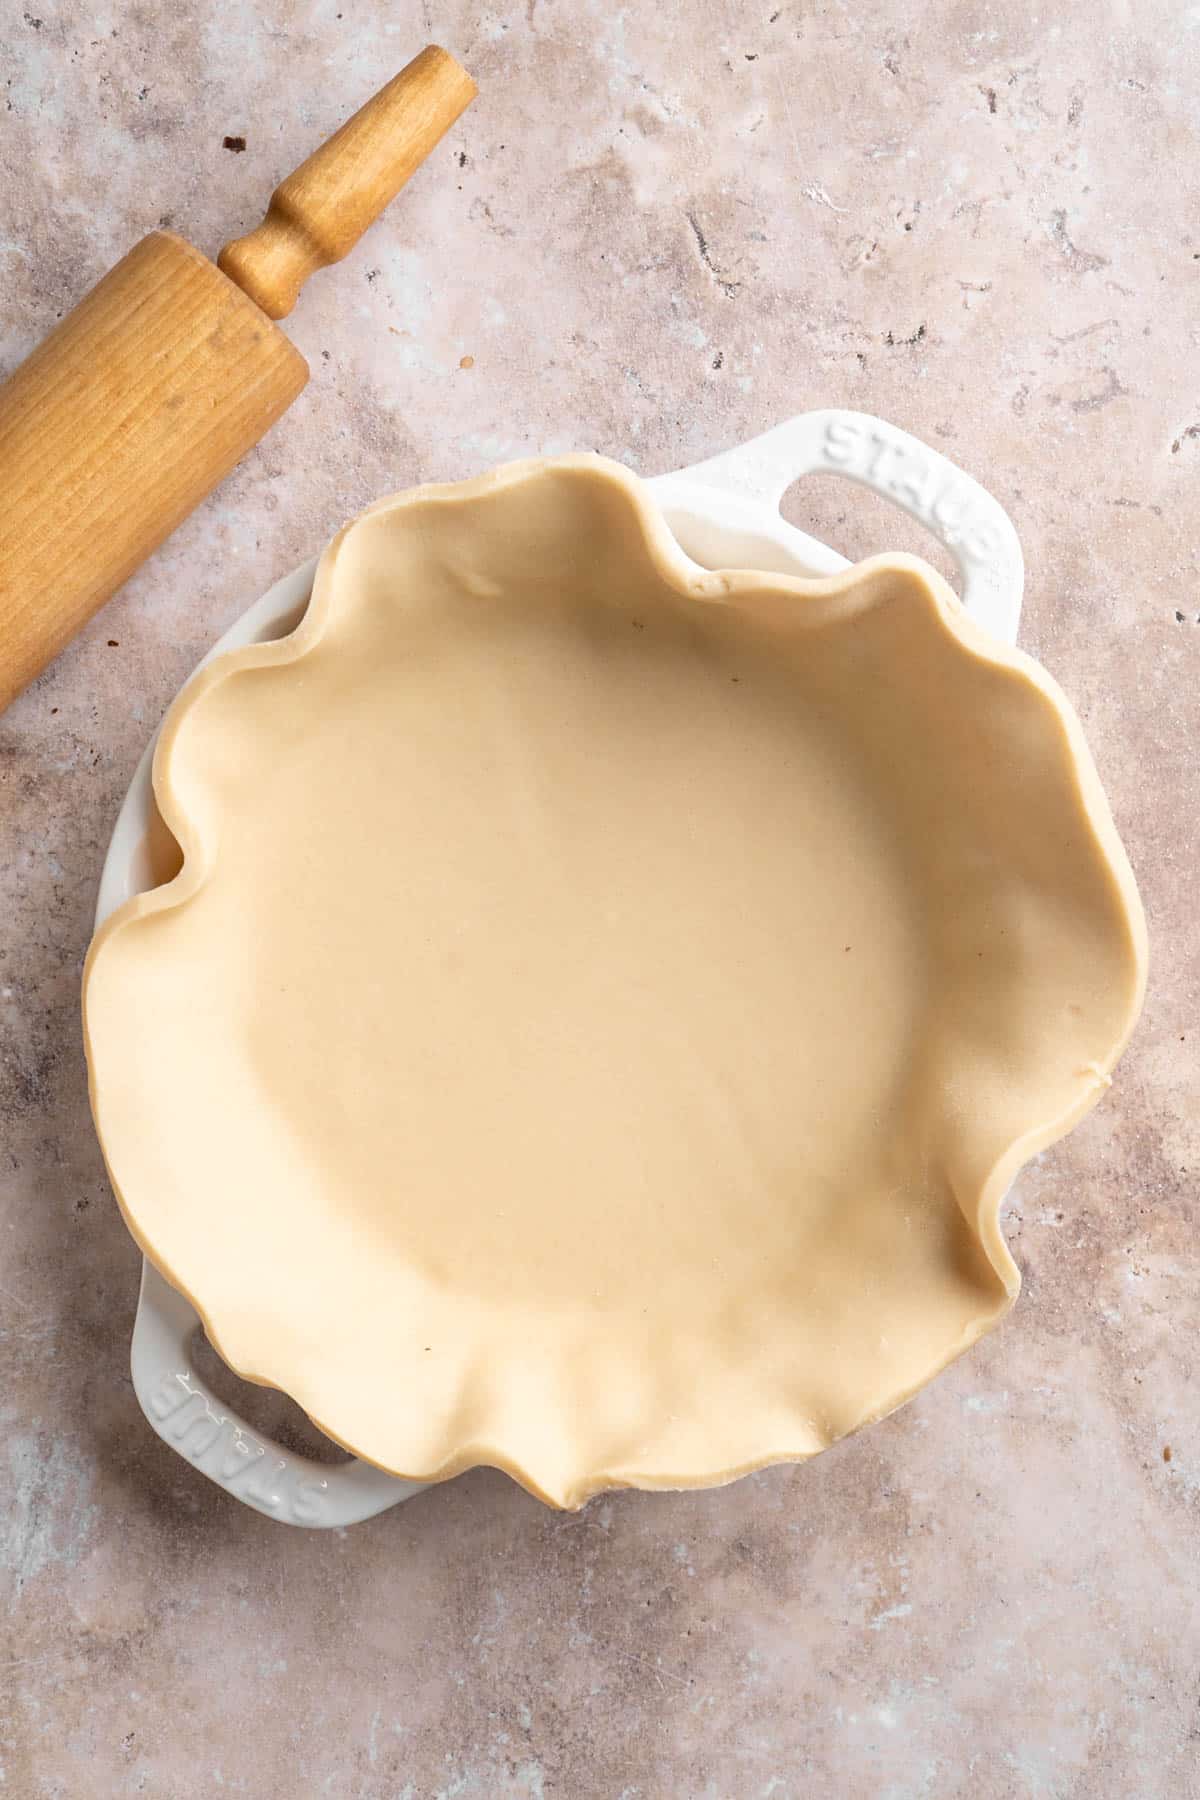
xmin=218 ymin=44 xmax=476 ymax=319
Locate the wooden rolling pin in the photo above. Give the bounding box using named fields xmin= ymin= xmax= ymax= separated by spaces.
xmin=0 ymin=44 xmax=475 ymax=713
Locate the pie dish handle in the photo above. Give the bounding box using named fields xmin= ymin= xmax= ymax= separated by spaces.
xmin=130 ymin=1259 xmax=426 ymax=1527
xmin=669 ymin=408 xmax=1024 ymax=644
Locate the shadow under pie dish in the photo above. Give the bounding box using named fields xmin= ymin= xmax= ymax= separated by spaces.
xmin=83 ymin=454 xmax=1147 ymax=1510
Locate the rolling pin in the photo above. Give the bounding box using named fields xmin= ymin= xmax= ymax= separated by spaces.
xmin=0 ymin=43 xmax=475 ymax=714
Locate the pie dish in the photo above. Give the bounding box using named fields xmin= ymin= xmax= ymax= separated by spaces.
xmin=84 ymin=440 xmax=1146 ymax=1511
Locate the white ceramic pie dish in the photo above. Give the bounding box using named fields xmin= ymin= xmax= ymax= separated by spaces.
xmin=96 ymin=408 xmax=1027 ymax=1526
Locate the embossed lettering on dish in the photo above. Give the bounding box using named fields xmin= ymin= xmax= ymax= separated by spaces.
xmin=145 ymin=1368 xmax=327 ymax=1521
xmin=819 ymin=416 xmax=1000 ymax=564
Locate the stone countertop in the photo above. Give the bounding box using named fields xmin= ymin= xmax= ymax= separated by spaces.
xmin=2 ymin=4 xmax=1197 ymax=1796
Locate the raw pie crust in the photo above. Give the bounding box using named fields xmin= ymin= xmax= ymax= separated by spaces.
xmin=84 ymin=457 xmax=1147 ymax=1509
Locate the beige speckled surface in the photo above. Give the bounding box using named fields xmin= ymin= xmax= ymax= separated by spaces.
xmin=1 ymin=3 xmax=1197 ymax=1795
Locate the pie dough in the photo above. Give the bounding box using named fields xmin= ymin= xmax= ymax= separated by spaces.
xmin=83 ymin=456 xmax=1147 ymax=1508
